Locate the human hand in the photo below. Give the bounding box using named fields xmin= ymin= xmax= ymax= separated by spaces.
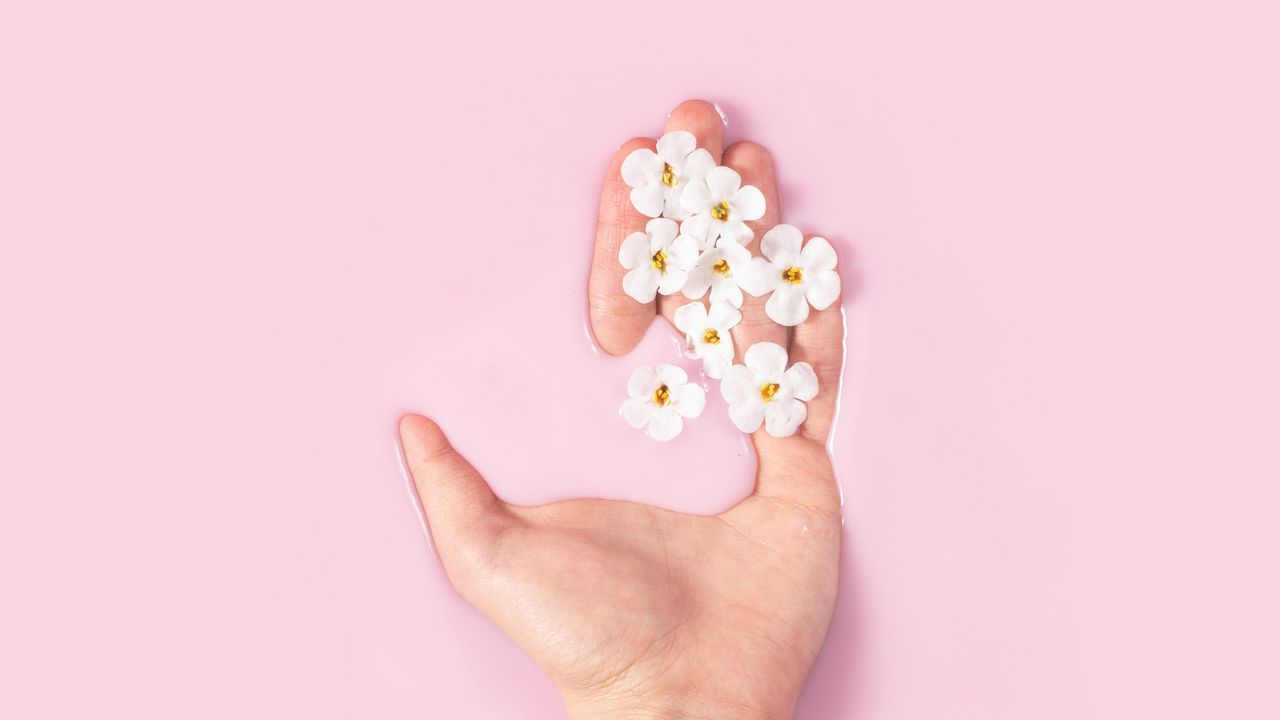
xmin=400 ymin=100 xmax=845 ymax=720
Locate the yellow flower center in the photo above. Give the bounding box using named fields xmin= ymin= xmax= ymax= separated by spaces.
xmin=711 ymin=201 xmax=730 ymax=221
xmin=760 ymin=383 xmax=781 ymax=402
xmin=651 ymin=249 xmax=668 ymax=272
xmin=703 ymin=328 xmax=721 ymax=345
xmin=662 ymin=163 xmax=678 ymax=187
xmin=653 ymin=384 xmax=672 ymax=406
xmin=782 ymin=266 xmax=804 ymax=284
xmin=712 ymin=259 xmax=731 ymax=276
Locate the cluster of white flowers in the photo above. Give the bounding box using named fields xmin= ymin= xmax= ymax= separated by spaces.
xmin=618 ymin=132 xmax=841 ymax=440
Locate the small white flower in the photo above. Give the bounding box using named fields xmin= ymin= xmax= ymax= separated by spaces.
xmin=681 ymin=240 xmax=755 ymax=309
xmin=673 ymin=301 xmax=742 ymax=380
xmin=679 ymin=166 xmax=766 ymax=248
xmin=619 ymin=218 xmax=698 ymax=303
xmin=720 ymin=342 xmax=819 ymax=438
xmin=620 ymin=131 xmax=716 ymax=219
xmin=621 ymin=364 xmax=707 ymax=441
xmin=743 ymin=224 xmax=841 ymax=326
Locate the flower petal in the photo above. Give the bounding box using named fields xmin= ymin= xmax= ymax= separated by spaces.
xmin=618 ymin=232 xmax=649 ymax=270
xmin=662 ymin=192 xmax=690 ymax=221
xmin=744 ymin=341 xmax=789 ymax=380
xmin=627 ymin=365 xmax=657 ymax=398
xmin=799 ymin=235 xmax=838 ymax=272
xmin=702 ymin=221 xmax=725 ymax=248
xmin=765 ymin=282 xmax=810 ymax=326
xmin=630 ymin=183 xmax=664 ymax=218
xmin=732 ymin=185 xmax=766 ymax=221
xmin=760 ymin=224 xmax=803 ymax=264
xmin=680 ymin=213 xmax=712 ymax=250
xmin=728 ymin=398 xmax=766 ymax=434
xmin=621 ymin=396 xmax=651 ymax=429
xmin=647 ymin=217 xmax=679 ymax=244
xmin=682 ymin=264 xmax=712 ymax=299
xmin=719 ymin=239 xmax=752 ymax=264
xmin=620 ymin=148 xmax=661 ymax=187
xmin=668 ymin=234 xmax=699 ymax=270
xmin=682 ymin=148 xmax=715 ymax=182
xmin=673 ymin=301 xmax=709 ymax=336
xmin=680 ymin=180 xmax=713 ymax=214
xmin=805 ymin=269 xmax=842 ymax=310
xmin=654 ymin=363 xmax=688 ymax=388
xmin=647 ymin=408 xmax=683 ymax=441
xmin=701 ymin=347 xmax=733 ymax=380
xmin=623 ymin=266 xmax=660 ymax=303
xmin=785 ymin=362 xmax=820 ymax=401
xmin=707 ymin=300 xmax=742 ymax=330
xmin=708 ymin=277 xmax=744 ymax=308
xmin=657 ymin=130 xmax=696 ymax=163
xmin=657 ymin=267 xmax=689 ymax=295
xmin=673 ymin=383 xmax=706 ymax=418
xmin=706 ymin=166 xmax=741 ymax=201
xmin=764 ymin=398 xmax=807 ymax=437
xmin=720 ymin=365 xmax=756 ymax=404
xmin=736 ymin=257 xmax=776 ymax=297
xmin=717 ymin=219 xmax=753 ymax=246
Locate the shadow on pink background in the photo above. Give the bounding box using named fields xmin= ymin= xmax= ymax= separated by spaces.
xmin=3 ymin=1 xmax=1279 ymax=718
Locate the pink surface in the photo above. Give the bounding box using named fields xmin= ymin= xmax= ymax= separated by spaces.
xmin=3 ymin=1 xmax=1279 ymax=718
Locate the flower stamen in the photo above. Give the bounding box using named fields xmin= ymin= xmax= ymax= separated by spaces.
xmin=712 ymin=259 xmax=731 ymax=277
xmin=653 ymin=384 xmax=672 ymax=406
xmin=760 ymin=382 xmax=781 ymax=402
xmin=651 ymin=249 xmax=668 ymax=272
xmin=782 ymin=267 xmax=804 ymax=284
xmin=711 ymin=201 xmax=730 ymax=221
xmin=703 ymin=328 xmax=721 ymax=345
xmin=662 ymin=163 xmax=678 ymax=187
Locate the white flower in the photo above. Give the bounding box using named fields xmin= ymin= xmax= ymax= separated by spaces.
xmin=621 ymin=364 xmax=707 ymax=441
xmin=681 ymin=240 xmax=754 ymax=308
xmin=620 ymin=131 xmax=716 ymax=220
xmin=743 ymin=224 xmax=841 ymax=326
xmin=679 ymin=166 xmax=766 ymax=248
xmin=619 ymin=218 xmax=698 ymax=303
xmin=720 ymin=342 xmax=819 ymax=438
xmin=673 ymin=301 xmax=742 ymax=380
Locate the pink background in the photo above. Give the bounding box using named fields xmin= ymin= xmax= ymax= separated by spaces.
xmin=3 ymin=1 xmax=1278 ymax=718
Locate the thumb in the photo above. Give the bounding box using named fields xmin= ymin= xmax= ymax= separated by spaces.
xmin=399 ymin=414 xmax=512 ymax=590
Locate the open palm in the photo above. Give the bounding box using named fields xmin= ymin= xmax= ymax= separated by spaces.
xmin=400 ymin=100 xmax=846 ymax=720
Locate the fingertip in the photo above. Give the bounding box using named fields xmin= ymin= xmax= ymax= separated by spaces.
xmin=724 ymin=141 xmax=775 ymax=176
xmin=666 ymin=99 xmax=725 ymax=160
xmin=605 ymin=137 xmax=657 ymax=188
xmin=723 ymin=143 xmax=779 ymax=223
xmin=722 ymin=140 xmax=786 ymax=352
xmin=398 ymin=412 xmax=429 ymax=435
xmin=399 ymin=414 xmax=449 ymax=460
xmin=667 ymin=99 xmax=724 ymax=124
xmin=616 ymin=136 xmax=655 ymax=157
xmin=399 ymin=414 xmax=505 ymax=516
xmin=588 ymin=303 xmax=650 ymax=356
